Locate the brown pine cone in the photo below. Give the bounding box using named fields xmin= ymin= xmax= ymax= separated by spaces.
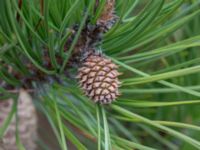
xmin=77 ymin=54 xmax=121 ymax=104
xmin=0 ymin=90 xmax=37 ymax=150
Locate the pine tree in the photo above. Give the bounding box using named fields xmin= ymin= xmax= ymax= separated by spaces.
xmin=0 ymin=0 xmax=200 ymax=149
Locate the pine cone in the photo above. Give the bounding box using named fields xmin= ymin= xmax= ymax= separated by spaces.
xmin=77 ymin=54 xmax=121 ymax=104
xmin=97 ymin=0 xmax=117 ymax=31
xmin=0 ymin=90 xmax=37 ymax=150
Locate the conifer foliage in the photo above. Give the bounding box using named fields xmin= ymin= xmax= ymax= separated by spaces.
xmin=0 ymin=0 xmax=200 ymax=149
